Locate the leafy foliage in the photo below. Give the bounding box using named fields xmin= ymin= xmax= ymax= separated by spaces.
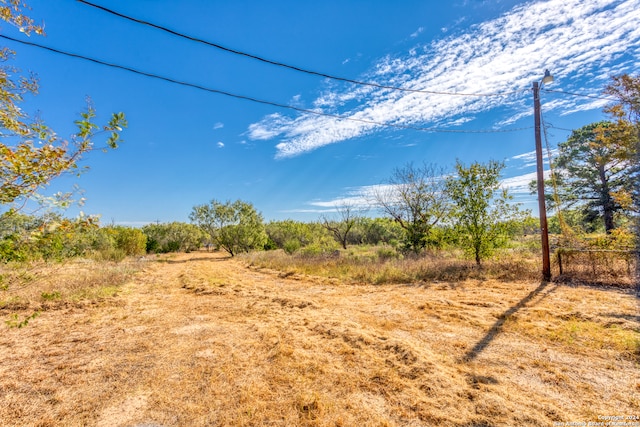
xmin=375 ymin=162 xmax=449 ymax=254
xmin=142 ymin=222 xmax=205 ymax=253
xmin=0 ymin=2 xmax=127 ymax=211
xmin=108 ymin=226 xmax=147 ymax=257
xmin=0 ymin=211 xmax=147 ymax=262
xmin=446 ymin=160 xmax=525 ymax=265
xmin=603 ymin=74 xmax=640 ymax=273
xmin=536 ymin=75 xmax=638 ymax=237
xmin=265 ymin=220 xmax=336 ymax=255
xmin=0 ymin=0 xmax=45 ymax=36
xmin=5 ymin=311 xmax=39 ymax=328
xmin=190 ymin=199 xmax=267 ymax=257
xmin=546 ymin=121 xmax=636 ymax=233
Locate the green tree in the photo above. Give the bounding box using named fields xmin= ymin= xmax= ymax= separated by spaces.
xmin=142 ymin=222 xmax=205 ymax=253
xmin=446 ymin=160 xmax=524 ymax=266
xmin=546 ymin=121 xmax=635 ymax=234
xmin=355 ymin=217 xmax=404 ymax=246
xmin=266 ymin=220 xmax=313 ymax=253
xmin=375 ymin=162 xmax=449 ymax=254
xmin=112 ymin=227 xmax=146 ymax=256
xmin=189 ymin=199 xmax=267 ymax=257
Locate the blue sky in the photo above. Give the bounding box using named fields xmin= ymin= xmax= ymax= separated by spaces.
xmin=3 ymin=0 xmax=639 ymax=224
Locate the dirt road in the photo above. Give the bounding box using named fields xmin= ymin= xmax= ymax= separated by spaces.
xmin=1 ymin=252 xmax=638 ymax=426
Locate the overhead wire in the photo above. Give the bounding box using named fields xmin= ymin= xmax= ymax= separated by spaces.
xmin=77 ymin=0 xmax=527 ymax=98
xmin=545 ymin=125 xmax=575 ymax=132
xmin=542 ymin=88 xmax=616 ymax=102
xmin=0 ymin=34 xmax=533 ymax=135
xmin=540 ymin=98 xmax=578 ymax=243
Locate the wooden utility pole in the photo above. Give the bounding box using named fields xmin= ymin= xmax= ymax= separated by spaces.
xmin=533 ymin=80 xmax=551 ymax=281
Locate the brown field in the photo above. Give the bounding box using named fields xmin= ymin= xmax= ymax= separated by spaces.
xmin=1 ymin=251 xmax=639 ymax=426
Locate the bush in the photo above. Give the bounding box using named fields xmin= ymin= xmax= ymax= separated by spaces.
xmin=283 ymin=239 xmax=301 ymax=255
xmin=142 ymin=222 xmax=205 ymax=253
xmin=103 ymin=226 xmax=146 ymax=257
xmin=0 ymin=234 xmax=28 ymax=262
xmin=92 ymin=248 xmax=127 ymax=262
xmin=376 ymin=246 xmax=399 ymax=261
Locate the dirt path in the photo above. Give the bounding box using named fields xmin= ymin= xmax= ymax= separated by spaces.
xmin=1 ymin=252 xmax=638 ymax=426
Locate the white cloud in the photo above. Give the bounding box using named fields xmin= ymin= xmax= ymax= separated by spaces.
xmin=213 ymin=122 xmax=224 ymax=130
xmin=445 ymin=116 xmax=475 ymax=127
xmin=500 ymin=171 xmax=551 ymax=194
xmin=306 ymin=183 xmax=409 ymax=211
xmin=248 ymin=0 xmax=640 ymax=158
xmin=410 ymin=27 xmax=424 ymax=38
xmin=217 ymin=142 xmax=225 ymax=148
xmin=309 ymin=172 xmax=551 ymax=211
xmin=509 ymin=148 xmax=558 ymax=168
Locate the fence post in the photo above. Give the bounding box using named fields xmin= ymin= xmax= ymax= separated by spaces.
xmin=557 ymin=249 xmax=563 ymax=275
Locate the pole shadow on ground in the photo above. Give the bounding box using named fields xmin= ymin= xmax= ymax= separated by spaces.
xmin=462 ymin=280 xmax=556 ymax=362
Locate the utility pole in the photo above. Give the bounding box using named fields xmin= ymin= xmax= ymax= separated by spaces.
xmin=533 ymin=80 xmax=551 ymax=281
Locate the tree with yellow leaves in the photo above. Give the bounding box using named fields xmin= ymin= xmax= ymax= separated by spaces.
xmin=0 ymin=0 xmax=126 ymax=211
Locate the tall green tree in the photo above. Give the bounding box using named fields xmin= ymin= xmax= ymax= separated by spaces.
xmin=548 ymin=121 xmax=635 ymax=233
xmin=446 ymin=160 xmax=524 ymax=266
xmin=190 ymin=199 xmax=267 ymax=257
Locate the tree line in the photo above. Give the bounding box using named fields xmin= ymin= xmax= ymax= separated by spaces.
xmin=0 ymin=2 xmax=637 ymax=268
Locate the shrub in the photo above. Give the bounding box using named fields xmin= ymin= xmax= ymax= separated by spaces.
xmin=104 ymin=226 xmax=146 ymax=256
xmin=283 ymin=239 xmax=301 ymax=255
xmin=142 ymin=222 xmax=205 ymax=253
xmin=376 ymin=246 xmax=399 ymax=261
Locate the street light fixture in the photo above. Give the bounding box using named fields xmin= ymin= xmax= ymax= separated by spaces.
xmin=533 ymin=69 xmax=553 ymax=281
xmin=542 ymin=69 xmax=554 ymax=85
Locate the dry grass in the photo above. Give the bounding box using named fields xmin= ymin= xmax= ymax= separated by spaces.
xmin=1 ymin=251 xmax=638 ymax=426
xmin=244 ymin=247 xmax=545 ymax=284
xmin=556 ymin=249 xmax=638 ymax=286
xmin=0 ymin=258 xmax=143 ymax=312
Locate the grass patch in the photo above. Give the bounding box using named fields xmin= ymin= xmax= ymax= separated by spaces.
xmin=0 ymin=252 xmax=638 ymax=426
xmin=243 ymin=246 xmax=541 ymax=284
xmin=0 ymin=258 xmax=142 ymax=314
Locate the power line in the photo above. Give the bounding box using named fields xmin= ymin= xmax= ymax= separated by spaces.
xmin=77 ymin=0 xmax=527 ymax=98
xmin=546 ymin=125 xmax=575 ymax=132
xmin=542 ymin=88 xmax=616 ymax=102
xmin=0 ymin=34 xmax=533 ymax=135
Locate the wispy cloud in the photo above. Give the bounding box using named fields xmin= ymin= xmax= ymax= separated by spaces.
xmin=306 ymin=184 xmax=393 ymax=211
xmin=248 ymin=0 xmax=640 ymax=158
xmin=216 ymin=141 xmax=225 ymax=148
xmin=500 ymin=171 xmax=543 ymax=194
xmin=509 ymin=148 xmax=558 ymax=168
xmin=307 ymin=171 xmax=550 ymax=210
xmin=410 ymin=27 xmax=424 ymax=38
xmin=213 ymin=122 xmax=224 ymax=130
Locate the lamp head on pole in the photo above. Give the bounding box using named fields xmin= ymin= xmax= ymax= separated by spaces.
xmin=542 ymin=69 xmax=554 ymax=85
